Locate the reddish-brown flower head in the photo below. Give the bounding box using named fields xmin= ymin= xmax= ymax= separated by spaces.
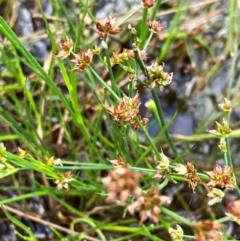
xmin=55 ymin=36 xmax=73 ymax=59
xmin=141 ymin=0 xmax=157 ymax=8
xmin=205 ymin=164 xmax=234 ymax=189
xmin=185 ymin=161 xmax=200 ymax=192
xmin=96 ymin=16 xmax=122 ymax=40
xmin=70 ymin=49 xmax=92 ymax=72
xmin=109 ymin=156 xmax=129 ymax=169
xmin=127 ymin=186 xmax=172 ymax=224
xmin=147 ymin=19 xmax=165 ymax=34
xmin=105 ymin=93 xmax=148 ymax=129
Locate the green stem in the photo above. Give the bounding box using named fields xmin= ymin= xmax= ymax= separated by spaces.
xmin=150 ymin=0 xmax=162 ymax=20
xmin=132 ymin=33 xmax=178 ymax=159
xmin=78 ymin=0 xmax=96 ymax=24
xmin=104 ymin=41 xmax=119 ymax=95
xmin=89 ymin=66 xmax=119 ymax=101
xmin=143 ymin=32 xmax=153 ymax=50
xmin=136 ymin=119 xmax=163 ymax=162
xmin=117 ymin=6 xmax=142 ymax=26
xmin=132 ymin=36 xmax=150 ymax=80
xmin=151 ymin=89 xmax=178 ymax=158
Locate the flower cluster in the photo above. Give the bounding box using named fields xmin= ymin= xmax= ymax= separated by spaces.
xmin=207 ymin=118 xmax=231 ymax=138
xmin=110 ymin=51 xmax=129 ymax=65
xmin=147 ymin=62 xmax=173 ymax=89
xmin=105 ymin=93 xmax=148 ymax=129
xmin=185 ymin=162 xmax=201 ymax=192
xmin=109 ymin=49 xmax=148 ymax=66
xmin=101 ymin=157 xmax=142 ymax=203
xmin=0 ymin=143 xmax=15 ymax=171
xmin=109 ymin=156 xmax=130 ymax=169
xmin=147 ymin=19 xmax=164 ymax=34
xmin=207 ymin=188 xmax=225 ymax=206
xmin=153 ymin=151 xmax=171 ymax=179
xmin=169 ymin=225 xmax=184 ymax=241
xmin=96 ymin=16 xmax=122 ymax=40
xmin=193 ymin=220 xmax=223 ymax=241
xmin=226 ymin=199 xmax=240 ymax=225
xmin=141 ymin=0 xmax=157 ymax=8
xmin=44 ymin=156 xmax=63 ymax=167
xmin=207 ymin=117 xmax=231 ymax=152
xmin=218 ymin=98 xmax=231 ymax=112
xmin=55 ymin=36 xmax=73 ymax=59
xmin=207 ymin=98 xmax=232 ymax=152
xmin=18 ymin=147 xmax=27 ymax=158
xmin=70 ymin=49 xmax=93 ymax=72
xmin=55 ymin=36 xmax=92 ymax=72
xmin=205 ymin=164 xmax=234 ymax=189
xmin=174 ymin=161 xmax=200 ymax=192
xmin=55 ymin=171 xmax=73 ymax=190
xmin=127 ymin=186 xmax=172 ymax=224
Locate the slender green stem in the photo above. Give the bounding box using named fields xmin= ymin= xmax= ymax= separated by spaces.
xmin=136 ymin=119 xmax=163 ymax=162
xmin=89 ymin=66 xmax=119 ymax=101
xmin=224 ymin=111 xmax=240 ymax=193
xmin=104 ymin=41 xmax=120 ymax=95
xmin=151 ymin=89 xmax=178 ymax=158
xmin=78 ymin=0 xmax=96 ymax=24
xmin=70 ymin=218 xmax=107 ymax=241
xmin=117 ymin=6 xmax=142 ymax=26
xmin=150 ymin=0 xmax=162 ymax=20
xmin=132 ymin=33 xmax=178 ymax=159
xmin=143 ymin=32 xmax=153 ymax=51
xmin=232 ymin=172 xmax=240 ymax=195
xmin=132 ymin=35 xmax=150 ymax=80
xmin=161 ymin=207 xmax=192 ymax=226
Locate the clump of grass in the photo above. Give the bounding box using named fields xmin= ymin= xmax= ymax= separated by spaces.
xmin=0 ymin=0 xmax=240 ymax=240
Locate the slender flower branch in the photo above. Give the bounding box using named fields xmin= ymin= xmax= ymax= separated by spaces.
xmin=131 ymin=32 xmax=178 ymax=158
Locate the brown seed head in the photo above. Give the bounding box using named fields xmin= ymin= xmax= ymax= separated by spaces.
xmin=185 ymin=161 xmax=200 ymax=192
xmin=105 ymin=93 xmax=148 ymax=129
xmin=70 ymin=49 xmax=92 ymax=72
xmin=147 ymin=19 xmax=165 ymax=34
xmin=55 ymin=36 xmax=73 ymax=59
xmin=96 ymin=16 xmax=122 ymax=40
xmin=205 ymin=164 xmax=234 ymax=189
xmin=141 ymin=0 xmax=157 ymax=8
